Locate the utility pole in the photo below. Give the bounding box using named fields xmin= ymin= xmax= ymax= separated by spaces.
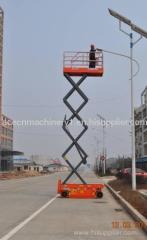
xmin=97 ymin=114 xmax=107 ymax=175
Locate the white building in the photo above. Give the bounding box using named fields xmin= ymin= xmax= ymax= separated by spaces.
xmin=44 ymin=163 xmax=69 ymax=173
xmin=135 ymin=87 xmax=147 ymax=170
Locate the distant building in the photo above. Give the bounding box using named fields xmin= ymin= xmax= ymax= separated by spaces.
xmin=13 ymin=155 xmax=43 ymax=172
xmin=30 ymin=155 xmax=52 ymax=166
xmin=135 ymin=87 xmax=147 ymax=170
xmin=13 ymin=156 xmax=31 ymax=171
xmin=44 ymin=163 xmax=69 ymax=173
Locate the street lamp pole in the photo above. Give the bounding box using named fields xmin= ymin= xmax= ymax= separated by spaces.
xmin=130 ymin=31 xmax=136 ymax=190
xmin=108 ymin=8 xmax=147 ymax=190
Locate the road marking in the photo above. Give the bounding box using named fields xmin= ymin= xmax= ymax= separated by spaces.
xmin=0 ymin=195 xmax=58 ymax=240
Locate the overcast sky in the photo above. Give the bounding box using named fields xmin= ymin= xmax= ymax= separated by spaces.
xmin=0 ymin=0 xmax=147 ymax=163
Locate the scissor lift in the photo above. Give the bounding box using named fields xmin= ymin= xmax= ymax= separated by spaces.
xmin=58 ymin=50 xmax=104 ymax=198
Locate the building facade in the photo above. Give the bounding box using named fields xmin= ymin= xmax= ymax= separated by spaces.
xmin=0 ymin=7 xmax=3 ymax=133
xmin=0 ymin=115 xmax=13 ymax=170
xmin=135 ymin=87 xmax=147 ymax=170
xmin=0 ymin=7 xmax=14 ymax=171
xmin=0 ymin=7 xmax=3 ymax=170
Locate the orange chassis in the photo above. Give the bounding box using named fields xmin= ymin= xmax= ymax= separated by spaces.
xmin=58 ymin=179 xmax=104 ymax=199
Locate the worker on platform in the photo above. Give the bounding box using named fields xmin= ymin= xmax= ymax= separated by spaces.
xmin=89 ymin=44 xmax=96 ymax=68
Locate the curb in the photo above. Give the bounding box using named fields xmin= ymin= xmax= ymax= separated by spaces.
xmin=106 ymin=183 xmax=147 ymax=234
xmin=139 ymin=191 xmax=147 ymax=200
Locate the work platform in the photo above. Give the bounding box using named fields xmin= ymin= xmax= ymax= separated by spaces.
xmin=59 ymin=49 xmax=104 ymax=199
xmin=63 ymin=51 xmax=104 ymax=76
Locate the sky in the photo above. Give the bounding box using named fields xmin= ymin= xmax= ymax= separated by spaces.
xmin=0 ymin=0 xmax=147 ymax=164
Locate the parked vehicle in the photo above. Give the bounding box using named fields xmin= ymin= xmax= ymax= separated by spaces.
xmin=116 ymin=168 xmax=131 ymax=179
xmin=127 ymin=168 xmax=147 ymax=183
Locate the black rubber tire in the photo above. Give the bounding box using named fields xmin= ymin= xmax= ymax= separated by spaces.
xmin=61 ymin=190 xmax=69 ymax=198
xmin=96 ymin=191 xmax=103 ymax=198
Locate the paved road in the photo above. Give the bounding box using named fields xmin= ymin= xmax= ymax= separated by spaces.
xmin=0 ymin=172 xmax=146 ymax=240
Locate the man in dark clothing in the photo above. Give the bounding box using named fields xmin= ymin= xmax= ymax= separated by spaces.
xmin=89 ymin=44 xmax=96 ymax=68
